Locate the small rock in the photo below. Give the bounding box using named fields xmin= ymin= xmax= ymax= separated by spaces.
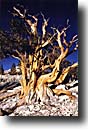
xmin=40 ymin=109 xmax=50 ymax=116
xmin=28 ymin=104 xmax=34 ymax=111
xmin=34 ymin=105 xmax=40 ymax=112
xmin=58 ymin=95 xmax=69 ymax=102
xmin=45 ymin=105 xmax=52 ymax=111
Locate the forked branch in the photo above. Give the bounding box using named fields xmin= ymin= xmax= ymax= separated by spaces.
xmin=13 ymin=6 xmax=38 ymax=35
xmin=41 ymin=12 xmax=50 ymax=39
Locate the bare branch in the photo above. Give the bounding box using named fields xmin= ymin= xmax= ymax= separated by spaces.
xmin=51 ymin=26 xmax=69 ymax=53
xmin=51 ymin=25 xmax=70 ymax=48
xmin=61 ymin=25 xmax=70 ymax=35
xmin=42 ymin=64 xmax=55 ymax=71
xmin=52 ymin=88 xmax=76 ymax=99
xmin=26 ymin=19 xmax=38 ymax=35
xmin=41 ymin=12 xmax=50 ymax=23
xmin=56 ymin=29 xmax=64 ymax=53
xmin=55 ymin=62 xmax=78 ymax=85
xmin=12 ymin=55 xmax=21 ymax=61
xmin=41 ymin=12 xmax=50 ymax=39
xmin=28 ymin=14 xmax=38 ymax=22
xmin=13 ymin=7 xmax=38 ymax=35
xmin=13 ymin=6 xmax=25 ymax=18
xmin=15 ymin=50 xmax=24 ymax=60
xmin=63 ymin=39 xmax=68 ymax=47
xmin=42 ymin=32 xmax=57 ymax=47
xmin=69 ymin=35 xmax=78 ymax=47
xmin=66 ymin=43 xmax=78 ymax=57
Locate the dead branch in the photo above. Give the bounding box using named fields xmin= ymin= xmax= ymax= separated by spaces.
xmin=52 ymin=89 xmax=76 ymax=100
xmin=12 ymin=55 xmax=21 ymax=61
xmin=41 ymin=32 xmax=57 ymax=47
xmin=26 ymin=18 xmax=38 ymax=35
xmin=56 ymin=29 xmax=64 ymax=53
xmin=41 ymin=12 xmax=50 ymax=39
xmin=13 ymin=6 xmax=25 ymax=18
xmin=63 ymin=39 xmax=68 ymax=47
xmin=13 ymin=6 xmax=38 ymax=35
xmin=8 ymin=7 xmax=78 ymax=103
xmin=28 ymin=14 xmax=38 ymax=22
xmin=66 ymin=43 xmax=78 ymax=58
xmin=69 ymin=35 xmax=78 ymax=47
xmin=55 ymin=62 xmax=78 ymax=85
xmin=41 ymin=64 xmax=55 ymax=71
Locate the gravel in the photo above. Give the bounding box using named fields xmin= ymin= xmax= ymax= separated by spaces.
xmin=0 ymin=74 xmax=78 ymax=116
xmin=0 ymin=90 xmax=78 ymax=116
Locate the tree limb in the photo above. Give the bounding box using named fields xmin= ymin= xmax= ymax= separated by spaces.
xmin=41 ymin=12 xmax=50 ymax=39
xmin=55 ymin=62 xmax=78 ymax=85
xmin=41 ymin=32 xmax=57 ymax=47
xmin=13 ymin=6 xmax=38 ymax=36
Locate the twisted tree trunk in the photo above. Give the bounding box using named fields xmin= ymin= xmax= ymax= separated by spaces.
xmin=10 ymin=6 xmax=78 ymax=103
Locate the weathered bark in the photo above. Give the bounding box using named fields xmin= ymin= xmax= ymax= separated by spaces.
xmin=35 ymin=48 xmax=68 ymax=100
xmin=19 ymin=53 xmax=38 ymax=102
xmin=11 ymin=7 xmax=78 ymax=103
xmin=27 ymin=71 xmax=37 ymax=101
xmin=52 ymin=89 xmax=76 ymax=100
xmin=41 ymin=12 xmax=49 ymax=43
xmin=20 ymin=60 xmax=27 ymax=96
xmin=55 ymin=62 xmax=78 ymax=85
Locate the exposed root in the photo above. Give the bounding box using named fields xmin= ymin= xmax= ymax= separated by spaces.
xmin=52 ymin=89 xmax=76 ymax=100
xmin=35 ymin=84 xmax=53 ymax=102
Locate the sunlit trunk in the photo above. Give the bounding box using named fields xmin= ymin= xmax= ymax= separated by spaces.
xmin=12 ymin=6 xmax=78 ymax=103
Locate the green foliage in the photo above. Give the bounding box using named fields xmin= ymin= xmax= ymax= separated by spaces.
xmin=0 ymin=18 xmax=29 ymax=59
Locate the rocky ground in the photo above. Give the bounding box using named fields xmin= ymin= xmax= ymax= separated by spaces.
xmin=0 ymin=74 xmax=78 ymax=116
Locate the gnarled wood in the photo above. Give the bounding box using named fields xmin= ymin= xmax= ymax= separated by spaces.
xmin=52 ymin=89 xmax=76 ymax=100
xmin=41 ymin=12 xmax=49 ymax=42
xmin=20 ymin=60 xmax=27 ymax=96
xmin=5 ymin=6 xmax=78 ymax=103
xmin=55 ymin=62 xmax=78 ymax=85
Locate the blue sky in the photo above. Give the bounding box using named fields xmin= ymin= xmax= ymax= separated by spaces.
xmin=0 ymin=0 xmax=78 ymax=70
xmin=0 ymin=57 xmax=19 ymax=70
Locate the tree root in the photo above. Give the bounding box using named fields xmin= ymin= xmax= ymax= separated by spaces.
xmin=52 ymin=88 xmax=76 ymax=100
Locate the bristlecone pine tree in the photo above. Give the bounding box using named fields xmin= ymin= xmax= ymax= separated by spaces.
xmin=0 ymin=5 xmax=78 ymax=103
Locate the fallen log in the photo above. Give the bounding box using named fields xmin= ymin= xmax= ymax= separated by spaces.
xmin=0 ymin=82 xmax=20 ymax=94
xmin=52 ymin=89 xmax=76 ymax=100
xmin=0 ymin=89 xmax=21 ymax=101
